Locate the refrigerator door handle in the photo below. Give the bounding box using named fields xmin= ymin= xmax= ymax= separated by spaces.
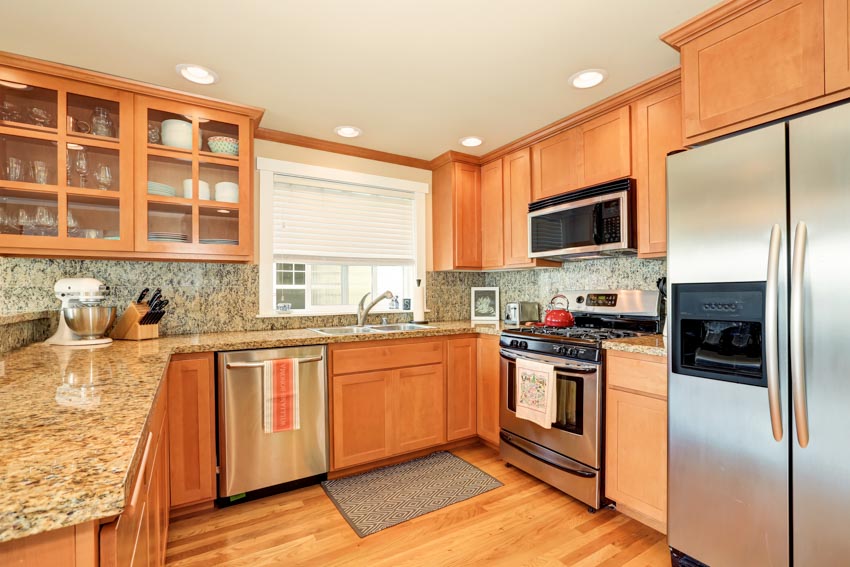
xmin=791 ymin=221 xmax=810 ymax=448
xmin=765 ymin=223 xmax=784 ymax=442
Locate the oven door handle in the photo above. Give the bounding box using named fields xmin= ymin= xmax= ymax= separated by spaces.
xmin=499 ymin=349 xmax=597 ymax=374
xmin=500 ymin=432 xmax=596 ymax=479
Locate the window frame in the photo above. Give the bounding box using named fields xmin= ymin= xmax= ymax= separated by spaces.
xmin=257 ymin=157 xmax=428 ymax=317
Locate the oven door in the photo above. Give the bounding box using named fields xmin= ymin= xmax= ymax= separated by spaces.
xmin=528 ymin=189 xmax=631 ymax=260
xmin=499 ymin=348 xmax=601 ymax=468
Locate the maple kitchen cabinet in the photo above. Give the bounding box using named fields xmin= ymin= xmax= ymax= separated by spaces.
xmin=663 ymin=0 xmax=825 ymax=144
xmin=432 ymin=160 xmax=482 ymax=270
xmin=166 ymin=353 xmax=217 ymax=510
xmin=446 ymin=337 xmax=477 ymax=441
xmin=101 ymin=382 xmax=169 ymax=567
xmin=605 ymin=350 xmax=668 ymax=534
xmin=329 ymin=338 xmax=447 ymax=470
xmin=531 ymin=107 xmax=631 ymax=201
xmin=826 ymin=0 xmax=850 ymax=93
xmin=480 ymin=159 xmax=504 ymax=269
xmin=633 ymin=82 xmax=683 ymax=258
xmin=476 ymin=335 xmax=501 ymax=447
xmin=0 ymin=52 xmax=262 ymax=262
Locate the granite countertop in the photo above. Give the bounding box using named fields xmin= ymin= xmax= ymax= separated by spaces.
xmin=0 ymin=321 xmax=503 ymax=543
xmin=602 ymin=334 xmax=667 ymax=357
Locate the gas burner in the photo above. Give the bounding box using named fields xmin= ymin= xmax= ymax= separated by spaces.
xmin=511 ymin=326 xmax=642 ymax=342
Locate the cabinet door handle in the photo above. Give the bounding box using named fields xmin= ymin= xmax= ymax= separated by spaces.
xmin=130 ymin=431 xmax=153 ymax=508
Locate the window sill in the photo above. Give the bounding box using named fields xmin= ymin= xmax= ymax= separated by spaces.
xmin=256 ymin=309 xmax=430 ymax=319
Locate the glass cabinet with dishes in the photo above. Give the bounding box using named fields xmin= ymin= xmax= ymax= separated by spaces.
xmin=134 ymin=95 xmax=251 ymax=258
xmin=0 ymin=67 xmax=134 ymax=252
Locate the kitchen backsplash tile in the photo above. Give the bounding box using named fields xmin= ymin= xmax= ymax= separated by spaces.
xmin=0 ymin=256 xmax=664 ymax=349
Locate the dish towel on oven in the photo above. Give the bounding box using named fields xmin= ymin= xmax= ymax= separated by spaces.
xmin=515 ymin=357 xmax=557 ymax=429
xmin=263 ymin=359 xmax=300 ymax=433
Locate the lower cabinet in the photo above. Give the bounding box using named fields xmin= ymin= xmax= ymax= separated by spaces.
xmin=446 ymin=337 xmax=477 ymax=441
xmin=331 ymin=336 xmax=485 ymax=470
xmin=605 ymin=350 xmax=668 ymax=533
xmin=166 ymin=353 xmax=217 ymax=509
xmin=100 ymin=383 xmax=169 ymax=566
xmin=476 ymin=335 xmax=501 ymax=446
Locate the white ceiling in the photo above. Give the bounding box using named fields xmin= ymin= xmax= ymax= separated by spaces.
xmin=1 ymin=0 xmax=717 ymax=160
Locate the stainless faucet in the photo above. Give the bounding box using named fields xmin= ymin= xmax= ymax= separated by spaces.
xmin=356 ymin=290 xmax=394 ymax=326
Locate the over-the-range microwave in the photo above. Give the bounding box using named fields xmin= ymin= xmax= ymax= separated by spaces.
xmin=527 ymin=178 xmax=637 ymax=261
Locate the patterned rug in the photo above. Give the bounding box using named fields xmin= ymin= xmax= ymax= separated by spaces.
xmin=321 ymin=451 xmax=503 ymax=537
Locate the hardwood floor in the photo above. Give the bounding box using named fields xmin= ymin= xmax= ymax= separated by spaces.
xmin=166 ymin=444 xmax=670 ymax=566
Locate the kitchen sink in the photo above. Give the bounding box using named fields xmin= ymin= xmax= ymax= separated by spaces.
xmin=367 ymin=323 xmax=433 ymax=332
xmin=310 ymin=323 xmax=433 ymax=335
xmin=310 ymin=326 xmax=382 ymax=336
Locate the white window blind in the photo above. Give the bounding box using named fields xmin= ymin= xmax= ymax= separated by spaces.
xmin=272 ymin=175 xmax=416 ymax=266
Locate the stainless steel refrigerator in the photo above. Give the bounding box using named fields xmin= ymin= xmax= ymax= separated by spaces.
xmin=666 ymin=102 xmax=850 ymax=566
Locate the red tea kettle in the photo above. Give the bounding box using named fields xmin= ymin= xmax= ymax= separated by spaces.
xmin=543 ymin=294 xmax=575 ymax=328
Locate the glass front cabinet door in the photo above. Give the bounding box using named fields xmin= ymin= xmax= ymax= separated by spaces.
xmin=134 ymin=95 xmax=251 ymax=259
xmin=0 ymin=66 xmax=134 ymax=252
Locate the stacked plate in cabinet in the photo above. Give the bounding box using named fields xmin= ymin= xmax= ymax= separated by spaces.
xmin=147 ymin=181 xmax=178 ymax=197
xmin=149 ymin=231 xmax=188 ymax=243
xmin=199 ymin=238 xmax=238 ymax=245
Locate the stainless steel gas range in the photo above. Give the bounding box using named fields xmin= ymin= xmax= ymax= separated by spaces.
xmin=499 ymin=289 xmax=662 ymax=511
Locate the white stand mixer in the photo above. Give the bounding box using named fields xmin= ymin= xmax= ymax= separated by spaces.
xmin=45 ymin=278 xmax=115 ymax=347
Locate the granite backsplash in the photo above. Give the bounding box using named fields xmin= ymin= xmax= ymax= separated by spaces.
xmin=0 ymin=256 xmax=664 ymax=352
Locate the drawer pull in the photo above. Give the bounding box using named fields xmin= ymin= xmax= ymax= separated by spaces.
xmin=130 ymin=431 xmax=153 ymax=508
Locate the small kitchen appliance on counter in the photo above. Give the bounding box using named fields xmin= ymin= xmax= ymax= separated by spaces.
xmin=45 ymin=278 xmax=115 ymax=347
xmin=503 ymin=301 xmax=539 ymax=325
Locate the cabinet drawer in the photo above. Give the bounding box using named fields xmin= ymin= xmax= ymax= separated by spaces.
xmin=331 ymin=339 xmax=444 ymax=375
xmin=606 ymin=351 xmax=667 ymax=399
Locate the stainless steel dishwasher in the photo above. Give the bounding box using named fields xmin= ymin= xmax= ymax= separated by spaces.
xmin=218 ymin=345 xmax=328 ymax=497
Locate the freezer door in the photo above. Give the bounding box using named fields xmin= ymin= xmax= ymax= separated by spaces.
xmin=218 ymin=346 xmax=328 ymax=497
xmin=789 ymin=103 xmax=850 ymax=564
xmin=666 ymin=124 xmax=789 ymax=566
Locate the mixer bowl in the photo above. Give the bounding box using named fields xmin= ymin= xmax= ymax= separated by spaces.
xmin=63 ymin=306 xmax=116 ymax=339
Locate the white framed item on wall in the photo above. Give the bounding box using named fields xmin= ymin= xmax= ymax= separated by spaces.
xmin=471 ymin=287 xmax=500 ymax=322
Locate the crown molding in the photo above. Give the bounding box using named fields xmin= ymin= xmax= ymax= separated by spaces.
xmin=660 ymin=0 xmax=770 ymax=49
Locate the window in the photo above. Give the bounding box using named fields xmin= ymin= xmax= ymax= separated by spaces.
xmin=257 ymin=158 xmax=427 ymax=315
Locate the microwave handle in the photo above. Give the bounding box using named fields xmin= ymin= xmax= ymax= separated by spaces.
xmin=592 ymin=203 xmax=604 ymax=244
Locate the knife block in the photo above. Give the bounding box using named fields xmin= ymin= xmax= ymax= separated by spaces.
xmin=110 ymin=302 xmax=159 ymax=341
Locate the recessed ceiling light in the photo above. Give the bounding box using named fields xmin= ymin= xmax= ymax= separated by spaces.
xmin=0 ymin=80 xmax=31 ymax=90
xmin=569 ymin=69 xmax=607 ymax=89
xmin=459 ymin=136 xmax=483 ymax=148
xmin=334 ymin=126 xmax=362 ymax=138
xmin=175 ymin=64 xmax=218 ymax=85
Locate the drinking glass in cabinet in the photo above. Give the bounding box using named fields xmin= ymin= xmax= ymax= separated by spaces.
xmin=74 ymin=147 xmax=88 ymax=188
xmin=66 ymin=143 xmax=119 ymax=190
xmin=67 ymin=94 xmax=119 ymax=138
xmin=0 ymin=188 xmax=58 ymax=237
xmin=0 ymin=81 xmax=57 ymax=129
xmin=0 ymin=135 xmax=57 ymax=184
xmin=147 ymin=202 xmax=192 ymax=244
xmin=199 ymin=206 xmax=239 ymax=246
xmin=68 ymin=195 xmax=120 ymax=240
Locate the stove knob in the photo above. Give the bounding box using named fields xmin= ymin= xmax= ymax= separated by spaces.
xmin=567 ymin=347 xmax=578 ymax=357
xmin=519 ymin=341 xmax=529 ymax=349
xmin=509 ymin=340 xmax=518 ymax=347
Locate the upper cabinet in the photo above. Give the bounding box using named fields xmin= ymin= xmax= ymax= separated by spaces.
xmin=825 ymin=0 xmax=850 ymax=93
xmin=531 ymin=107 xmax=631 ymax=201
xmin=432 ymin=160 xmax=481 ymax=270
xmin=480 ymin=159 xmax=504 ymax=269
xmin=633 ymin=83 xmax=683 ymax=258
xmin=0 ymin=68 xmax=135 ymax=254
xmin=135 ymin=96 xmax=252 ymax=259
xmin=663 ymin=0 xmax=825 ymax=144
xmin=0 ymin=54 xmax=262 ymax=262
